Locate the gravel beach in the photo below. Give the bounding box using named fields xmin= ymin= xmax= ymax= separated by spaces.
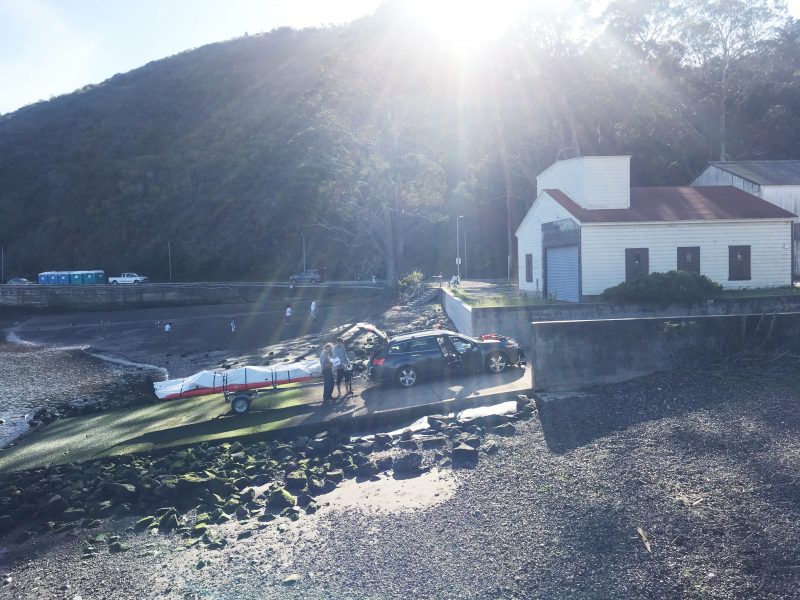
xmin=1 ymin=365 xmax=799 ymax=599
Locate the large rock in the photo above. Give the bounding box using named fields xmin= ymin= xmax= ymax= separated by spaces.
xmin=452 ymin=443 xmax=479 ymax=466
xmin=356 ymin=460 xmax=378 ymax=478
xmin=393 ymin=453 xmax=423 ymax=474
xmin=419 ymin=435 xmax=447 ymax=449
xmin=0 ymin=515 xmax=14 ymax=533
xmin=267 ymin=487 xmax=296 ymax=510
xmin=373 ymin=433 xmax=392 ymax=449
xmin=427 ymin=415 xmax=449 ymax=430
xmin=87 ymin=500 xmax=115 ymax=518
xmin=455 ymin=434 xmax=481 ymax=449
xmin=42 ymin=494 xmax=68 ymax=517
xmin=491 ymin=423 xmax=516 ymax=437
xmin=158 ymin=511 xmax=179 ymax=532
xmin=61 ymin=507 xmax=85 ymax=522
xmin=325 ymin=469 xmax=344 ymax=483
xmin=285 ymin=470 xmax=308 ymax=492
xmin=102 ymin=482 xmax=137 ymax=501
xmin=308 ymin=477 xmax=327 ymax=495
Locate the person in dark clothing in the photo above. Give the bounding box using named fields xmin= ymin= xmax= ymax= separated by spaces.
xmin=320 ymin=343 xmax=335 ymax=403
xmin=333 ymin=337 xmax=351 ymax=397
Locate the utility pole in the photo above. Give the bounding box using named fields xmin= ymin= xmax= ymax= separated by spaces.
xmin=302 ymin=235 xmax=306 ymax=272
xmin=456 ymin=215 xmax=464 ymax=282
xmin=167 ymin=240 xmax=173 ymax=281
xmin=1 ymin=244 xmax=4 ymax=283
xmin=464 ymin=230 xmax=467 ymax=280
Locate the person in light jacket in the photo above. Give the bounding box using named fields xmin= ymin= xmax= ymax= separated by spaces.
xmin=333 ymin=337 xmax=351 ymax=397
xmin=320 ymin=343 xmax=334 ymax=403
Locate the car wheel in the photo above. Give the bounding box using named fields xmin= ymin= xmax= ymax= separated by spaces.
xmin=395 ymin=366 xmax=418 ymax=388
xmin=231 ymin=395 xmax=251 ymax=415
xmin=134 ymin=280 xmax=141 ymax=284
xmin=486 ymin=352 xmax=508 ymax=374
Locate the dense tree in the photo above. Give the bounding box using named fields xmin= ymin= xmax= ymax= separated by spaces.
xmin=1 ymin=3 xmax=799 ymax=284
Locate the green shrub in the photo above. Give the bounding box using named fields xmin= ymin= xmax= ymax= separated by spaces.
xmin=601 ymin=270 xmax=723 ymax=305
xmin=398 ymin=270 xmax=424 ymax=302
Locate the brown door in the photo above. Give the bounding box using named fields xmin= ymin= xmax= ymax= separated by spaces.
xmin=625 ymin=248 xmax=649 ymax=281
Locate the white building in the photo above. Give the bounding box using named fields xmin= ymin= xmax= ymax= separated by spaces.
xmin=516 ymin=156 xmax=795 ymax=302
xmin=693 ymin=161 xmax=800 ymax=276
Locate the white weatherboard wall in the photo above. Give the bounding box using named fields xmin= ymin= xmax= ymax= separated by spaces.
xmin=693 ymin=166 xmax=800 ymax=222
xmin=581 ymin=220 xmax=793 ymax=295
xmin=692 ymin=166 xmax=762 ymax=197
xmin=516 ymin=192 xmax=579 ymax=294
xmin=536 ymin=156 xmax=630 ymax=209
xmin=763 ymin=187 xmax=800 ymax=222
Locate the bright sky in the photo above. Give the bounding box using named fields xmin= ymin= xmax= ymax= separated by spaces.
xmin=2 ymin=0 xmax=800 ymax=116
xmin=0 ymin=0 xmax=383 ymax=115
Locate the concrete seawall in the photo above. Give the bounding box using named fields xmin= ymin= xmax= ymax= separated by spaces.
xmin=529 ymin=312 xmax=800 ymax=392
xmin=442 ymin=288 xmax=800 ymax=351
xmin=0 ymin=283 xmax=385 ymax=310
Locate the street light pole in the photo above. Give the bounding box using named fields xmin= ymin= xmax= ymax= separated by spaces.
xmin=302 ymin=235 xmax=306 ymax=272
xmin=167 ymin=240 xmax=172 ymax=281
xmin=456 ymin=215 xmax=464 ymax=282
xmin=464 ymin=229 xmax=467 ymax=280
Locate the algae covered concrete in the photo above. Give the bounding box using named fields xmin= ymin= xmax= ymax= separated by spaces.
xmin=0 ymin=386 xmax=308 ymax=473
xmin=0 ymin=368 xmax=532 ymax=473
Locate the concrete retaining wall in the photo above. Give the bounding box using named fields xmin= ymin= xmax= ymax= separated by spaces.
xmin=444 ymin=290 xmax=800 ymax=352
xmin=0 ymin=283 xmax=384 ymax=310
xmin=530 ymin=312 xmax=800 ymax=392
xmin=442 ymin=289 xmax=474 ymax=336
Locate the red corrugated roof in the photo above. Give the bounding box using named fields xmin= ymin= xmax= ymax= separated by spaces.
xmin=544 ymin=186 xmax=796 ymax=223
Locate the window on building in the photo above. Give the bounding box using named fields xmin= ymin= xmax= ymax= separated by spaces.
xmin=677 ymin=247 xmax=700 ymax=274
xmin=625 ymin=248 xmax=649 ymax=281
xmin=525 ymin=253 xmax=533 ymax=282
xmin=729 ymin=246 xmax=751 ymax=281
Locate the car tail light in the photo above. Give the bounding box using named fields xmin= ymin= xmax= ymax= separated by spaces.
xmin=372 ymin=358 xmax=385 ymax=366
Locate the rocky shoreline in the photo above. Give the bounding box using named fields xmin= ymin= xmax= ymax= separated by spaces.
xmin=0 ymin=394 xmax=535 ymax=567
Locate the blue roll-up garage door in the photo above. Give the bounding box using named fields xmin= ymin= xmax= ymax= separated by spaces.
xmin=546 ymin=245 xmax=579 ymax=302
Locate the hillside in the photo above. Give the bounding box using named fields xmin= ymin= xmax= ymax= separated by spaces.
xmin=1 ymin=1 xmax=799 ymax=282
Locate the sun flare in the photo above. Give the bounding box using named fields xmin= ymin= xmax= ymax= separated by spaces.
xmin=409 ymin=0 xmax=532 ymax=54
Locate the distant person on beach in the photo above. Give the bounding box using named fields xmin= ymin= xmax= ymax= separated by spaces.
xmin=310 ymin=300 xmax=317 ymax=322
xmin=285 ymin=304 xmax=292 ymax=325
xmin=164 ymin=322 xmax=172 ymax=334
xmin=230 ymin=318 xmax=237 ymax=333
xmin=320 ymin=343 xmax=334 ymax=403
xmin=333 ymin=337 xmax=351 ymax=397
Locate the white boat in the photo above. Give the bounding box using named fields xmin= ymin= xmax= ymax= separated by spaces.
xmin=153 ymin=357 xmax=334 ymax=400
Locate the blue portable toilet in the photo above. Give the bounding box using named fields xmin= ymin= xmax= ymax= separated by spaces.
xmin=92 ymin=270 xmax=105 ymax=284
xmin=81 ymin=271 xmax=94 ymax=284
xmin=71 ymin=271 xmax=85 ymax=285
xmin=57 ymin=272 xmax=70 ymax=285
xmin=47 ymin=272 xmax=59 ymax=285
xmin=38 ymin=272 xmax=51 ymax=284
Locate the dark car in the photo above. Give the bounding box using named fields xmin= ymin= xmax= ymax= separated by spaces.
xmin=6 ymin=278 xmax=35 ymax=285
xmin=289 ymin=269 xmax=323 ymax=284
xmin=361 ymin=324 xmax=525 ymax=388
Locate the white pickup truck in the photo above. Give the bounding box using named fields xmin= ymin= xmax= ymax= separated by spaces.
xmin=108 ymin=272 xmax=149 ymax=284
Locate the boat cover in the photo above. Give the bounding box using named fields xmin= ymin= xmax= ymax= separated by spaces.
xmin=153 ymin=357 xmax=335 ymax=400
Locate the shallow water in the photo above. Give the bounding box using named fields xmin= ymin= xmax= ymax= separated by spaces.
xmin=0 ymin=337 xmax=158 ymax=447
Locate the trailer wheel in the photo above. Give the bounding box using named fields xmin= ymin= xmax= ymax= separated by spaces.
xmin=231 ymin=395 xmax=251 ymax=415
